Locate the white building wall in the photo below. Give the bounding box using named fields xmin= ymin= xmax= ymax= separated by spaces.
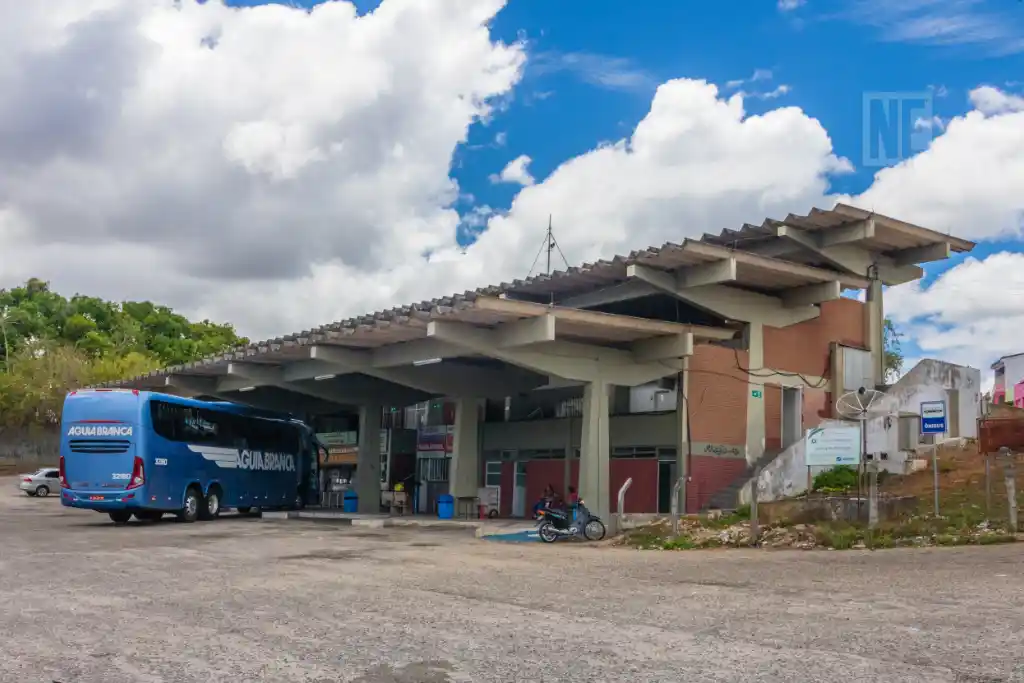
xmin=865 ymin=360 xmax=981 ymax=469
xmin=1000 ymin=355 xmax=1024 ymax=398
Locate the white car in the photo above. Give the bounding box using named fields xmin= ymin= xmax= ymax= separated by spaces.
xmin=18 ymin=468 xmax=61 ymax=497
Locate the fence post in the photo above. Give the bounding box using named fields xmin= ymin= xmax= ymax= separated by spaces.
xmin=750 ymin=466 xmax=761 ymax=547
xmin=868 ymin=461 xmax=879 ymax=530
xmin=1002 ymin=448 xmax=1017 ymax=534
xmin=931 ymin=444 xmax=940 ymax=517
xmin=617 ymin=477 xmax=633 ymax=531
xmin=671 ymin=477 xmax=684 ymax=536
xmin=985 ymin=453 xmax=992 ymax=519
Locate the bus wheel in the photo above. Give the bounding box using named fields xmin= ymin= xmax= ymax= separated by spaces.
xmin=200 ymin=488 xmax=221 ymax=521
xmin=236 ymin=506 xmax=252 ymax=516
xmin=178 ymin=487 xmax=200 ymax=523
xmin=108 ymin=511 xmax=132 ymax=525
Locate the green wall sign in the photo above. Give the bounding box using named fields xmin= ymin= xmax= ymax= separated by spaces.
xmin=751 ymin=389 xmax=763 ymax=399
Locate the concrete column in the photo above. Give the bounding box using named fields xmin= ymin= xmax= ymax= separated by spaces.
xmin=356 ymin=404 xmax=382 ymax=513
xmin=745 ymin=322 xmax=766 ymax=466
xmin=448 ymin=398 xmax=481 ymax=498
xmin=676 ymin=360 xmax=689 ymax=514
xmin=579 ymin=379 xmax=611 ymax=520
xmin=865 ymin=279 xmax=884 ymax=386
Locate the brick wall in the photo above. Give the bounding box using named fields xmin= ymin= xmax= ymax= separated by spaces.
xmin=689 ymin=344 xmax=748 ymax=445
xmin=764 ymin=298 xmax=866 ymax=378
xmin=688 ymin=455 xmax=747 ymax=512
xmin=609 ymin=459 xmax=658 ymax=513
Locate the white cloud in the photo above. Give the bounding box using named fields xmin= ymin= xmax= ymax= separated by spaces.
xmin=777 ymin=0 xmax=805 ymax=11
xmin=969 ymin=85 xmax=1024 ymax=115
xmin=838 ymin=0 xmax=1024 ymax=55
xmin=528 ymin=51 xmax=655 ymax=92
xmin=2 ymin=0 xmax=1024 ymax=389
xmin=913 ymin=115 xmax=945 ymax=132
xmin=885 ymin=253 xmax=1024 ymax=381
xmin=847 ymin=87 xmax=1024 ymax=242
xmin=490 ymin=154 xmax=535 ymax=186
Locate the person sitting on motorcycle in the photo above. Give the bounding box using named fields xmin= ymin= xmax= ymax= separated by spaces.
xmin=532 ymin=484 xmax=555 ymax=518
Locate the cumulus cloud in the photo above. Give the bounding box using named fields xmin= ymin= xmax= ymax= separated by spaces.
xmin=0 ymin=0 xmax=525 ymax=334
xmin=847 ymin=87 xmax=1024 ymax=241
xmin=2 ymin=0 xmax=1024 ymax=384
xmin=490 ymin=155 xmax=535 ymax=186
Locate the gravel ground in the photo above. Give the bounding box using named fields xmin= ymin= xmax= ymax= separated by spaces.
xmin=3 ymin=479 xmax=1024 ymax=683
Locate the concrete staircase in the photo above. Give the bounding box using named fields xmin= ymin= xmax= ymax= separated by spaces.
xmin=701 ymin=448 xmax=783 ymax=512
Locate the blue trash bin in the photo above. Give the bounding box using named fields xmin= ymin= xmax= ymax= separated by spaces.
xmin=342 ymin=490 xmax=358 ymax=513
xmin=437 ymin=494 xmax=454 ymax=520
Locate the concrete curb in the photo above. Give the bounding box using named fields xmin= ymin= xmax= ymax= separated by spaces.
xmin=259 ymin=509 xmax=537 ymax=538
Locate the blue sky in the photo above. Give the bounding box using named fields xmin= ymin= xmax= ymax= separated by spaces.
xmin=218 ymin=0 xmax=1024 ymax=368
xmin=215 ymin=0 xmax=1024 ymax=362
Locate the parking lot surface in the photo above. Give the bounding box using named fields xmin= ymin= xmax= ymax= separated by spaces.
xmin=3 ymin=480 xmax=1024 ymax=683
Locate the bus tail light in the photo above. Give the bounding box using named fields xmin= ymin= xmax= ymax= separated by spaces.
xmin=126 ymin=456 xmax=145 ymax=490
xmin=59 ymin=456 xmax=69 ymax=489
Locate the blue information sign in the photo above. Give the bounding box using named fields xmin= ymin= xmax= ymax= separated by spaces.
xmin=920 ymin=400 xmax=947 ymax=435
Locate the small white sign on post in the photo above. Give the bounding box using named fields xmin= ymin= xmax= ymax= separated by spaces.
xmin=805 ymin=425 xmax=861 ymax=467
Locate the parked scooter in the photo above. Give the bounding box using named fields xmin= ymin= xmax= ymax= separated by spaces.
xmin=536 ymin=499 xmax=606 ymax=542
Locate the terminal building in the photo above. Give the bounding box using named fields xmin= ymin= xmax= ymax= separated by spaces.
xmin=103 ymin=204 xmax=973 ymax=522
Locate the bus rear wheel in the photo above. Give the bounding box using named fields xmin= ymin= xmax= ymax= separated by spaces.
xmin=108 ymin=510 xmax=132 ymax=525
xmin=178 ymin=487 xmax=201 ymax=523
xmin=200 ymin=488 xmax=221 ymax=521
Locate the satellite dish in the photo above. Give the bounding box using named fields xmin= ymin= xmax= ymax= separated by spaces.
xmin=836 ymin=386 xmax=888 ymax=422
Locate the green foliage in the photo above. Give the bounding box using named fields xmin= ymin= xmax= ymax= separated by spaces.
xmin=0 ymin=279 xmax=247 ymax=428
xmin=883 ymin=317 xmax=903 ymax=383
xmin=812 ymin=465 xmax=859 ymax=493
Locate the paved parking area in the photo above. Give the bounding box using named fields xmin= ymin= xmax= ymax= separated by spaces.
xmin=3 ymin=479 xmax=1024 ymax=683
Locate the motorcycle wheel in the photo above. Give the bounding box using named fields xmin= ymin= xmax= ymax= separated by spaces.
xmin=584 ymin=518 xmax=606 ymax=541
xmin=538 ymin=522 xmax=559 ymax=543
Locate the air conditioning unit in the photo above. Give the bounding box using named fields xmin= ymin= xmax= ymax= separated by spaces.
xmin=656 ymin=376 xmax=677 ymax=391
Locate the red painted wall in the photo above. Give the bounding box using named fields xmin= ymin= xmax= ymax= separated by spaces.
xmin=610 ymin=459 xmax=658 ymax=513
xmin=499 ymin=462 xmax=513 ymax=517
xmin=687 ymin=456 xmax=748 ymax=513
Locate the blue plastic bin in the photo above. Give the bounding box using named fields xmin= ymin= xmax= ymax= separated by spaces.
xmin=342 ymin=490 xmax=358 ymax=513
xmin=437 ymin=494 xmax=454 ymax=520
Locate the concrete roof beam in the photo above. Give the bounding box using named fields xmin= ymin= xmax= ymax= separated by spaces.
xmin=781 ymin=281 xmax=841 ymax=308
xmin=306 ymin=345 xmax=545 ymax=399
xmin=767 ymin=224 xmax=924 ymax=285
xmin=425 ymin=319 xmax=683 ymax=386
xmin=626 ymin=264 xmax=821 ymax=327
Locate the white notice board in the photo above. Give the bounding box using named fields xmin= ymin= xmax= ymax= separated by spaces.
xmin=805 ymin=425 xmax=861 ymax=467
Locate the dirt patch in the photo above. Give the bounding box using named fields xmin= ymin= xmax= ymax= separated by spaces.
xmin=276 ymin=549 xmax=366 ymax=562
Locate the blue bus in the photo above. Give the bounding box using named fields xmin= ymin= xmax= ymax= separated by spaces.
xmin=59 ymin=389 xmax=321 ymax=524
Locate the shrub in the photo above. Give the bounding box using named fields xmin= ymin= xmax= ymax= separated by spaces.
xmin=812 ymin=465 xmax=859 ymax=493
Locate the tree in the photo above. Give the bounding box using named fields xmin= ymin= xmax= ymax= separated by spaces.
xmin=0 ymin=279 xmax=248 ymax=428
xmin=883 ymin=317 xmax=903 ymax=383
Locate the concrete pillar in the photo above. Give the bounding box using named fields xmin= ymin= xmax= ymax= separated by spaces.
xmin=579 ymin=379 xmax=611 ymax=521
xmin=865 ymin=279 xmax=884 ymax=386
xmin=745 ymin=322 xmax=766 ymax=466
xmin=448 ymin=398 xmax=481 ymax=498
xmin=675 ymin=360 xmax=689 ymax=514
xmin=356 ymin=404 xmax=382 ymax=514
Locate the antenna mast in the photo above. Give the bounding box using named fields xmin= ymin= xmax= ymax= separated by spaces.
xmin=528 ymin=214 xmax=570 ymax=279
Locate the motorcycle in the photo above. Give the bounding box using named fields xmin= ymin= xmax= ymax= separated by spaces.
xmin=536 ymin=499 xmax=606 ymax=542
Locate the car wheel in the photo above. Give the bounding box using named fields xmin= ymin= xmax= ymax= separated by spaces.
xmin=34 ymin=485 xmax=49 ymax=497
